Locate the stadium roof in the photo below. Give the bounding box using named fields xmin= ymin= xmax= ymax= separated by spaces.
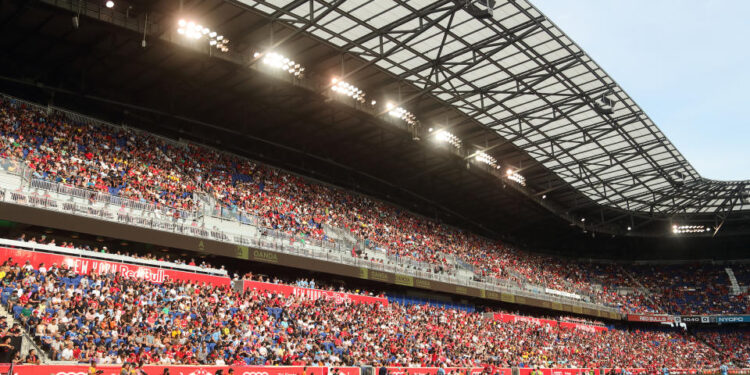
xmin=3 ymin=0 xmax=750 ymax=244
xmin=233 ymin=0 xmax=749 ymax=216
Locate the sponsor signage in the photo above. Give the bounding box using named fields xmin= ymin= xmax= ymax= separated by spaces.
xmin=242 ymin=280 xmax=388 ymax=305
xmin=626 ymin=314 xmax=674 ymax=323
xmin=519 ymin=368 xmax=600 ymax=375
xmin=395 ymin=274 xmax=414 ymax=287
xmin=414 ymin=278 xmax=432 ymax=289
xmin=493 ymin=313 xmax=608 ymax=333
xmin=251 ymin=249 xmax=279 ymax=263
xmin=0 ymin=365 xmax=361 ymax=375
xmin=0 ymin=247 xmax=231 ymax=286
xmin=386 ymin=367 xmax=490 ymax=375
xmin=675 ymin=316 xmax=703 ymax=324
xmin=369 ymin=270 xmax=390 ymax=282
xmin=603 ymin=369 xmax=750 ymax=375
xmin=717 ymin=315 xmax=750 ymax=323
xmin=673 ymin=315 xmax=748 ymax=324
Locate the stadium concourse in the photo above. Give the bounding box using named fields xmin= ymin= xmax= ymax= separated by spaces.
xmin=0 ymin=98 xmax=747 ymax=316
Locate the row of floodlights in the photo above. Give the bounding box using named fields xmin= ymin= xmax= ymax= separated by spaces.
xmin=387 ymin=103 xmax=418 ymax=127
xmin=507 ymin=169 xmax=526 ymax=186
xmin=474 ymin=151 xmax=498 ymax=168
xmin=248 ymin=50 xmax=525 ymax=187
xmin=177 ymin=20 xmax=229 ymax=52
xmin=434 ymin=129 xmax=462 ymax=149
xmin=254 ymin=52 xmax=305 ymax=78
xmin=672 ymin=224 xmax=711 ymax=234
xmin=332 ymin=78 xmax=366 ymax=103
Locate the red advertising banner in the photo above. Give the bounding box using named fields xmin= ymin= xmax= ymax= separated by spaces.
xmin=519 ymin=369 xmax=600 ymax=375
xmin=600 ymin=369 xmax=742 ymax=375
xmin=3 ymin=365 xmax=360 ymax=375
xmin=559 ymin=321 xmax=608 ymax=333
xmin=626 ymin=314 xmax=674 ymax=323
xmin=0 ymin=247 xmax=231 ymax=287
xmin=386 ymin=367 xmax=489 ymax=375
xmin=242 ymin=280 xmax=388 ymax=305
xmin=493 ymin=313 xmax=607 ymax=333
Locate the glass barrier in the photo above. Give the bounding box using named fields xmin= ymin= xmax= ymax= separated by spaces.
xmin=0 ymin=155 xmax=620 ymax=314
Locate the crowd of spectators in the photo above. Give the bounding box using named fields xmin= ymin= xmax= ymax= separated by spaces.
xmin=0 ymin=97 xmax=748 ymax=316
xmin=0 ymin=257 xmax=729 ymax=369
xmin=694 ymin=330 xmax=750 ymax=368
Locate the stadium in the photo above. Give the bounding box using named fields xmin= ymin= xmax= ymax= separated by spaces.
xmin=0 ymin=0 xmax=746 ymax=374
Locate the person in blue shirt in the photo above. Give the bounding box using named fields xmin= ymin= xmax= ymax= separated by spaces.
xmin=720 ymin=363 xmax=728 ymax=375
xmin=662 ymin=367 xmax=669 ymax=375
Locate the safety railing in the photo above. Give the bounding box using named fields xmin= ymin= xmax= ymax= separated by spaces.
xmin=28 ymin=178 xmax=197 ymax=220
xmin=0 ymin=177 xmax=621 ymax=314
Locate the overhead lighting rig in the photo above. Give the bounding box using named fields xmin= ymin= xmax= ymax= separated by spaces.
xmin=672 ymin=224 xmax=711 ymax=234
xmin=506 ymin=169 xmax=526 ymax=186
xmin=435 ymin=129 xmax=462 ymax=149
xmin=177 ymin=19 xmax=229 ymax=52
xmin=255 ymin=52 xmax=305 ymax=78
xmin=474 ymin=151 xmax=499 ymax=169
xmin=386 ymin=103 xmax=418 ymax=127
xmin=331 ymin=78 xmax=366 ymax=103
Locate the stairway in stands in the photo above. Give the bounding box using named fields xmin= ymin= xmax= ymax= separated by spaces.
xmin=0 ymin=304 xmax=49 ymax=363
xmin=725 ymin=267 xmax=742 ymax=296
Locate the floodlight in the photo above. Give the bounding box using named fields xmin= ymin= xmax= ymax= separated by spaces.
xmin=177 ymin=19 xmax=230 ymax=51
xmin=331 ymin=77 xmax=366 ymax=103
xmin=474 ymin=151 xmax=498 ymax=169
xmin=258 ymin=52 xmax=305 ymax=77
xmin=105 ymin=0 xmax=114 ymax=8
xmin=506 ymin=169 xmax=526 ymax=186
xmin=435 ymin=130 xmax=461 ymax=149
xmin=672 ymin=224 xmax=708 ymax=234
xmin=387 ymin=103 xmax=418 ymax=126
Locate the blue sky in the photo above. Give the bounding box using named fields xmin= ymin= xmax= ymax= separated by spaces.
xmin=530 ymin=0 xmax=750 ymax=181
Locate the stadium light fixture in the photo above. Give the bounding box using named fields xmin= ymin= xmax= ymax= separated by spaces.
xmin=672 ymin=224 xmax=709 ymax=234
xmin=331 ymin=78 xmax=366 ymax=103
xmin=386 ymin=103 xmax=418 ymax=126
xmin=506 ymin=169 xmax=526 ymax=186
xmin=627 ymin=226 xmax=632 ymax=231
xmin=256 ymin=52 xmax=305 ymax=78
xmin=474 ymin=151 xmax=498 ymax=169
xmin=434 ymin=129 xmax=462 ymax=149
xmin=177 ymin=19 xmax=229 ymax=52
xmin=105 ymin=0 xmax=114 ymax=8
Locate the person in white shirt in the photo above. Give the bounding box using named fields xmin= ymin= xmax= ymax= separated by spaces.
xmin=60 ymin=343 xmax=74 ymax=361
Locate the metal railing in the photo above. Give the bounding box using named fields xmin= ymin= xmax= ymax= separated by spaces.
xmin=0 ymin=171 xmax=621 ymax=314
xmin=28 ymin=178 xmax=197 ymax=220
